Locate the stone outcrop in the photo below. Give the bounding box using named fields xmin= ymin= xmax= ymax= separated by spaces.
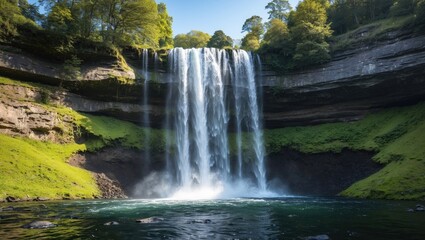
xmin=0 ymin=84 xmax=74 ymax=142
xmin=261 ymin=31 xmax=425 ymax=127
xmin=0 ymin=47 xmax=134 ymax=83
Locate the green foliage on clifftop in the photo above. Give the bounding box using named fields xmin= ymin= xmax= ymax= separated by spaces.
xmin=265 ymin=102 xmax=425 ymax=199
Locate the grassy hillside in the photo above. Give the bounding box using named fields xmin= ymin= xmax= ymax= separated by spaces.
xmin=0 ymin=134 xmax=98 ymax=200
xmin=264 ymin=103 xmax=425 ymax=200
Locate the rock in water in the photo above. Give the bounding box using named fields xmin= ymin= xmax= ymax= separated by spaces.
xmin=22 ymin=221 xmax=56 ymax=229
xmin=305 ymin=234 xmax=331 ymax=240
xmin=415 ymin=204 xmax=424 ymax=211
xmin=136 ymin=217 xmax=164 ymax=224
xmin=104 ymin=221 xmax=120 ymax=226
xmin=416 ymin=207 xmax=425 ymax=212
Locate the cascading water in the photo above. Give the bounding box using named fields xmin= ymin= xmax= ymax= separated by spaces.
xmin=164 ymin=48 xmax=270 ymax=199
xmin=142 ymin=49 xmax=151 ymax=172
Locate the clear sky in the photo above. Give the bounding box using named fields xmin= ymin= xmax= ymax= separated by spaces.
xmin=160 ymin=0 xmax=301 ymax=39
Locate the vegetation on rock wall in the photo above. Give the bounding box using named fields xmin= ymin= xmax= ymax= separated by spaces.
xmin=0 ymin=76 xmax=165 ymax=200
xmin=257 ymin=0 xmax=425 ymax=72
xmin=264 ymin=102 xmax=425 ymax=199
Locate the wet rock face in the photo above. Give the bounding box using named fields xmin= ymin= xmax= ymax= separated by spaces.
xmin=69 ymin=147 xmax=165 ymax=197
xmin=266 ymin=149 xmax=383 ymax=196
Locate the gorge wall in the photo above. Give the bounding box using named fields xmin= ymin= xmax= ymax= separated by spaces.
xmin=2 ymin=30 xmax=425 ymax=129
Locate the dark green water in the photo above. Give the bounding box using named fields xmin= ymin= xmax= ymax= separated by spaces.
xmin=1 ymin=197 xmax=424 ymax=239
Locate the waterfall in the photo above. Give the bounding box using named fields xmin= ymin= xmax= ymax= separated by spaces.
xmin=142 ymin=49 xmax=152 ymax=173
xmin=163 ymin=48 xmax=269 ymax=199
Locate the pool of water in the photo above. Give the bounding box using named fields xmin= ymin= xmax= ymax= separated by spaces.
xmin=1 ymin=197 xmax=424 ymax=239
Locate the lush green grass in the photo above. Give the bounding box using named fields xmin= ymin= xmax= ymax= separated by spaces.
xmin=265 ymin=102 xmax=425 ymax=199
xmin=51 ymin=105 xmax=165 ymax=151
xmin=0 ymin=134 xmax=99 ymax=200
xmin=0 ymin=76 xmax=36 ymax=88
xmin=341 ymin=159 xmax=425 ymax=200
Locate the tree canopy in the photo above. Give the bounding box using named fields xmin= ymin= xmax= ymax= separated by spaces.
xmin=265 ymin=0 xmax=292 ymax=22
xmin=0 ymin=0 xmax=36 ymax=38
xmin=1 ymin=0 xmax=173 ymax=49
xmin=242 ymin=15 xmax=264 ymax=38
xmin=157 ymin=3 xmax=173 ymax=48
xmin=174 ymin=30 xmax=211 ymax=49
xmin=241 ymin=15 xmax=264 ymax=51
xmin=207 ymin=30 xmax=233 ymax=49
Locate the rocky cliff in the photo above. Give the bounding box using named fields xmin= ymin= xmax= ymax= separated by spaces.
xmin=261 ymin=31 xmax=425 ymax=127
xmin=2 ymin=31 xmax=425 ymax=129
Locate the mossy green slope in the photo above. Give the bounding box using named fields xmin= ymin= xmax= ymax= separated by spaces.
xmin=0 ymin=134 xmax=98 ymax=200
xmin=265 ymin=103 xmax=425 ymax=200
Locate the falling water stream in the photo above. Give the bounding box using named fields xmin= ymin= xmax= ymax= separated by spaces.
xmin=142 ymin=49 xmax=151 ymax=173
xmin=164 ymin=48 xmax=270 ymax=199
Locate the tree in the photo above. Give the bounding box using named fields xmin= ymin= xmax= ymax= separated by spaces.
xmin=157 ymin=3 xmax=173 ymax=48
xmin=174 ymin=30 xmax=211 ymax=48
xmin=207 ymin=30 xmax=233 ymax=48
xmin=263 ymin=18 xmax=289 ymax=49
xmin=290 ymin=0 xmax=332 ymax=67
xmin=241 ymin=32 xmax=260 ymax=51
xmin=46 ymin=2 xmax=73 ymax=34
xmin=390 ymin=0 xmax=415 ymax=16
xmin=18 ymin=0 xmax=44 ymax=24
xmin=101 ymin=0 xmax=159 ymax=47
xmin=0 ymin=0 xmax=35 ymax=38
xmin=241 ymin=15 xmax=264 ymax=51
xmin=265 ymin=0 xmax=292 ymax=22
xmin=242 ymin=15 xmax=264 ymax=39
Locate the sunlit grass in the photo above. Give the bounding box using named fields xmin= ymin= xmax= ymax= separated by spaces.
xmin=0 ymin=134 xmax=99 ymax=200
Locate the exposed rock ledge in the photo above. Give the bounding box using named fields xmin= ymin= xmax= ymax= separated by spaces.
xmin=1 ymin=31 xmax=425 ymax=128
xmin=261 ymin=32 xmax=425 ymax=127
xmin=0 ymin=47 xmax=134 ymax=82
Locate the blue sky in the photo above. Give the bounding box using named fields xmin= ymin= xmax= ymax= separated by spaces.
xmin=160 ymin=0 xmax=300 ymax=39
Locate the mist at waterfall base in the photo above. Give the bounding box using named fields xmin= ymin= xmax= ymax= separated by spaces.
xmin=133 ymin=48 xmax=282 ymax=199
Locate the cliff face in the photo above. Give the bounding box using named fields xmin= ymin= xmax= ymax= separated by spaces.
xmin=261 ymin=32 xmax=425 ymax=127
xmin=2 ymin=31 xmax=425 ymax=129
